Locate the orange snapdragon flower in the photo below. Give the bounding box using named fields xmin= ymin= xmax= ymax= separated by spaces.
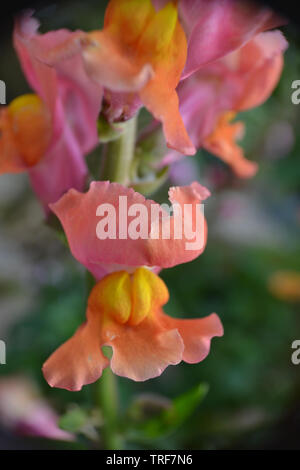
xmin=0 ymin=94 xmax=51 ymax=171
xmin=44 ymin=267 xmax=222 ymax=391
xmin=36 ymin=0 xmax=194 ymax=155
xmin=15 ymin=1 xmax=284 ymax=160
xmin=42 ymin=181 xmax=223 ymax=391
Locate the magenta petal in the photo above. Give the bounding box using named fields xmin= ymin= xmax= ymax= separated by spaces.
xmin=180 ymin=0 xmax=284 ymax=79
xmin=13 ymin=12 xmax=103 ymax=209
xmin=29 ymin=125 xmax=87 ymax=211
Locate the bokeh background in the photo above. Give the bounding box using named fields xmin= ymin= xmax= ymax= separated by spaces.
xmin=0 ymin=0 xmax=300 ymax=450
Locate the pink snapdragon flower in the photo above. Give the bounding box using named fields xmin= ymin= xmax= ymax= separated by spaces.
xmin=99 ymin=0 xmax=282 ymax=144
xmin=0 ymin=376 xmax=74 ymax=441
xmin=163 ymin=30 xmax=288 ymax=177
xmin=42 ymin=181 xmax=223 ymax=391
xmin=0 ymin=14 xmax=102 ymax=210
xmin=169 ymin=0 xmax=283 ymax=79
xmin=18 ymin=0 xmax=282 ymax=160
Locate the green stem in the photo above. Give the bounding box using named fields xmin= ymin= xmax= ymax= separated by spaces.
xmin=97 ymin=367 xmax=123 ymax=450
xmin=95 ymin=117 xmax=138 ymax=449
xmin=100 ymin=116 xmax=137 ymax=185
xmin=86 ymin=271 xmax=121 ymax=449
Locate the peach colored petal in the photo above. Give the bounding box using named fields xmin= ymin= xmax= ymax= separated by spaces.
xmin=168 ymin=181 xmax=211 ymax=205
xmin=140 ymin=83 xmax=195 ymax=155
xmin=161 ymin=78 xmax=227 ymax=167
xmin=43 ymin=317 xmax=109 ymax=392
xmin=164 ymin=30 xmax=287 ymax=173
xmin=173 ymin=31 xmax=286 ymax=142
xmin=50 ymin=181 xmax=209 ymax=279
xmin=80 ymin=0 xmax=194 ymax=154
xmin=108 ymin=316 xmax=184 ymax=381
xmin=158 ymin=312 xmax=223 ymax=363
xmin=80 ymin=32 xmax=154 ymax=93
xmin=204 ymin=112 xmax=258 ymax=178
xmin=137 ymin=12 xmax=195 ymax=154
xmin=234 ymin=31 xmax=288 ymax=111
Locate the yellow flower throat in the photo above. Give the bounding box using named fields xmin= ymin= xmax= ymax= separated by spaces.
xmin=88 ymin=267 xmax=169 ymax=326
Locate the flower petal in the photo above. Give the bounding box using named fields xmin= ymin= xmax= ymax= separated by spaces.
xmin=0 ymin=94 xmax=52 ymax=174
xmin=137 ymin=3 xmax=195 ymax=154
xmin=234 ymin=31 xmax=288 ymax=110
xmin=0 ymin=107 xmax=27 ymax=173
xmin=80 ymin=31 xmax=154 ymax=93
xmin=108 ymin=316 xmax=184 ymax=381
xmin=164 ymin=30 xmax=287 ymax=172
xmin=204 ymin=112 xmax=258 ymax=178
xmin=12 ymin=12 xmax=102 ymax=208
xmin=103 ymin=90 xmax=143 ymax=123
xmin=161 ymin=78 xmax=226 ymax=166
xmin=140 ymin=83 xmax=195 ymax=155
xmin=50 ymin=181 xmax=209 ymax=279
xmin=13 ymin=13 xmax=59 ymax=118
xmin=29 ymin=125 xmax=87 ymax=210
xmin=43 ymin=318 xmax=109 ymax=392
xmin=14 ymin=12 xmax=102 ymax=153
xmin=0 ymin=377 xmax=74 ymax=441
xmin=180 ymin=0 xmax=285 ymax=79
xmin=158 ymin=311 xmax=223 ymax=363
xmin=76 ymin=0 xmax=155 ymax=94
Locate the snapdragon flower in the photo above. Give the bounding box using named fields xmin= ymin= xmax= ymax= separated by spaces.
xmin=43 ymin=181 xmax=223 ymax=391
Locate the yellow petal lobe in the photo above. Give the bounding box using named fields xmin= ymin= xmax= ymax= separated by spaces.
xmin=7 ymin=94 xmax=51 ymax=167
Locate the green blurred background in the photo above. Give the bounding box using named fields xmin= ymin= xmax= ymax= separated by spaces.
xmin=0 ymin=0 xmax=300 ymax=450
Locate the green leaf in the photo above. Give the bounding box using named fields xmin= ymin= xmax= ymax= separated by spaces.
xmin=97 ymin=115 xmax=127 ymax=143
xmin=127 ymin=383 xmax=209 ymax=441
xmin=130 ymin=166 xmax=169 ymax=196
xmin=59 ymin=407 xmax=89 ymax=433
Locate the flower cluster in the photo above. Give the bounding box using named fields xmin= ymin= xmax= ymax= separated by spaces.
xmin=0 ymin=0 xmax=287 ymax=391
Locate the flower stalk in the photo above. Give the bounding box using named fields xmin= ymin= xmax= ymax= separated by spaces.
xmin=97 ymin=367 xmax=122 ymax=450
xmin=97 ymin=118 xmax=138 ymax=449
xmin=100 ymin=115 xmax=137 ymax=185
